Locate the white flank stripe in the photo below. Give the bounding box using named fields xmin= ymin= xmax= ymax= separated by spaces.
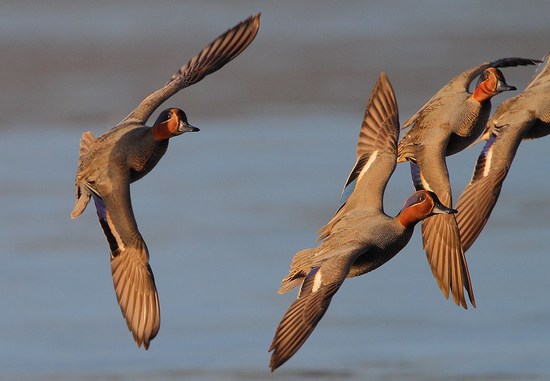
xmin=107 ymin=213 xmax=126 ymax=252
xmin=420 ymin=171 xmax=432 ymax=191
xmin=483 ymin=149 xmax=493 ymax=177
xmin=312 ymin=269 xmax=322 ymax=292
xmin=357 ymin=151 xmax=379 ymax=183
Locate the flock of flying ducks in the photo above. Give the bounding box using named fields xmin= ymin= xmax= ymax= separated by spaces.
xmin=70 ymin=14 xmax=550 ymax=371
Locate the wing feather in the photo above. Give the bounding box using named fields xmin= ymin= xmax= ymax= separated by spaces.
xmin=410 ymin=143 xmax=475 ymax=308
xmin=270 ymin=250 xmax=359 ymax=371
xmin=317 ymin=72 xmax=399 ymax=239
xmin=121 ymin=14 xmax=260 ymax=125
xmin=456 ymin=121 xmax=531 ymax=252
xmin=403 ymin=57 xmax=539 ymax=128
xmin=92 ymin=181 xmax=160 ymax=349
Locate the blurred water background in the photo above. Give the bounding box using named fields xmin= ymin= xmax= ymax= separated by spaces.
xmin=1 ymin=1 xmax=549 ymax=380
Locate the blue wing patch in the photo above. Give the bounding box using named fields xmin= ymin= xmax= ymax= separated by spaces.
xmin=410 ymin=161 xmax=424 ymax=191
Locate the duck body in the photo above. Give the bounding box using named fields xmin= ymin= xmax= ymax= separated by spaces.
xmin=399 ymin=87 xmax=490 ymax=160
xmin=269 ymin=73 xmax=456 ymax=371
xmin=456 ymin=53 xmax=550 ymax=251
xmin=284 ymin=210 xmax=412 ymax=291
xmin=346 ymin=212 xmax=414 ymax=277
xmin=122 ymin=126 xmax=169 ymax=182
xmin=395 ymin=58 xmax=538 ymax=307
xmin=398 ymin=57 xmax=540 ymax=163
xmin=71 ymin=15 xmax=260 ymax=349
xmin=75 ymin=124 xmax=166 ymax=190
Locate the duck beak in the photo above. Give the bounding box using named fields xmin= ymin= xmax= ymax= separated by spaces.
xmin=179 ymin=121 xmax=200 ymax=133
xmin=432 ymin=201 xmax=457 ymax=215
xmin=496 ymin=79 xmax=516 ymax=92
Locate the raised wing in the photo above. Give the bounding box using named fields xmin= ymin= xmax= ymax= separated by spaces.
xmin=317 ymin=72 xmax=399 ymax=240
xmin=447 ymin=57 xmax=540 ymax=94
xmin=92 ymin=178 xmax=160 ymax=349
xmin=403 ymin=57 xmax=539 ymax=128
xmin=121 ymin=14 xmax=260 ymax=126
xmin=525 ymin=52 xmax=550 ymax=91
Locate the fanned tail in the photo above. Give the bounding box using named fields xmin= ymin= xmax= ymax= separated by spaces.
xmin=71 ymin=131 xmax=96 ymax=219
xmin=278 ymin=247 xmax=319 ymax=294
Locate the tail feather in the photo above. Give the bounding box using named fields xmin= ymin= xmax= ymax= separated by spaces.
xmin=78 ymin=131 xmax=95 ymax=166
xmin=71 ymin=185 xmax=91 ymax=219
xmin=71 ymin=131 xmax=96 ymax=219
xmin=278 ymin=247 xmax=318 ymax=293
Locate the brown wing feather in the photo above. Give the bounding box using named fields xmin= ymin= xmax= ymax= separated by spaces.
xmin=403 ymin=57 xmax=539 ymax=128
xmin=412 ymin=143 xmax=475 ymax=308
xmin=456 ymin=120 xmax=531 ymax=252
xmin=122 ymin=14 xmax=260 ymax=125
xmin=420 ymin=212 xmax=474 ymax=308
xmin=452 ymin=57 xmax=540 ymax=93
xmin=269 ymin=281 xmax=341 ymax=371
xmin=93 ymin=178 xmax=160 ymax=349
xmin=456 ymin=170 xmax=508 ymax=252
xmin=110 ymin=242 xmax=160 ymax=349
xmin=317 ymin=72 xmax=399 ymax=240
xmin=270 ymin=250 xmax=359 ymax=371
xmin=355 ymin=72 xmax=399 ymax=159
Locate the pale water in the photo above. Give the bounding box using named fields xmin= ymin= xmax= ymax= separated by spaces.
xmin=1 ymin=1 xmax=549 ymax=380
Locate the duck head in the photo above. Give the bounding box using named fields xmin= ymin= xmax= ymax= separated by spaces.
xmin=398 ymin=190 xmax=456 ymax=228
xmin=472 ymin=67 xmax=516 ymax=103
xmin=152 ymin=108 xmax=200 ymax=140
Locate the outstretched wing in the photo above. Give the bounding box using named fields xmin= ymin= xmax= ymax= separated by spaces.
xmin=446 ymin=57 xmax=540 ymax=94
xmin=317 ymin=72 xmax=399 ymax=240
xmin=269 ymin=249 xmax=361 ymax=371
xmin=457 ymin=118 xmax=534 ymax=252
xmin=459 ymin=52 xmax=550 ymax=251
xmin=525 ymin=52 xmax=550 ymax=91
xmin=403 ymin=57 xmax=539 ymax=128
xmin=92 ymin=177 xmax=160 ymax=349
xmin=121 ymin=14 xmax=260 ymax=126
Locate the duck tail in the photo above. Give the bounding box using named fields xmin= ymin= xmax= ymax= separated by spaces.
xmin=277 ymin=247 xmax=318 ymax=294
xmin=77 ymin=131 xmax=95 ymax=165
xmin=71 ymin=185 xmax=91 ymax=219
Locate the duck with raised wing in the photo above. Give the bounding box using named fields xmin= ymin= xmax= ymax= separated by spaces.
xmin=269 ymin=73 xmax=456 ymax=371
xmin=456 ymin=53 xmax=550 ymax=252
xmin=70 ymin=14 xmax=260 ymax=349
xmin=397 ymin=57 xmax=539 ymax=308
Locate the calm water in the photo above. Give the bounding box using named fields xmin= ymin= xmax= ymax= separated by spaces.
xmin=1 ymin=1 xmax=549 ymax=380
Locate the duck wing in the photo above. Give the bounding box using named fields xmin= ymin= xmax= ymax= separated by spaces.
xmin=269 ymin=246 xmax=363 ymax=371
xmin=318 ymin=72 xmax=399 ymax=240
xmin=455 ymin=57 xmax=540 ymax=93
xmin=525 ymin=52 xmax=550 ymax=91
xmin=459 ymin=55 xmax=550 ymax=251
xmin=457 ymin=115 xmax=535 ymax=252
xmin=403 ymin=57 xmax=539 ymax=129
xmin=408 ymin=133 xmax=475 ymax=308
xmin=92 ymin=175 xmax=160 ymax=349
xmin=121 ymin=14 xmax=260 ymax=126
